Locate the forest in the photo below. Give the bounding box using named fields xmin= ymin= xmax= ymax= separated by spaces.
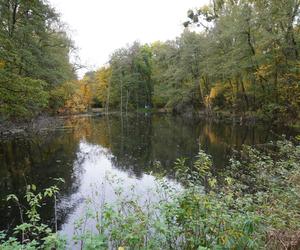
xmin=0 ymin=0 xmax=300 ymax=249
xmin=0 ymin=0 xmax=299 ymax=125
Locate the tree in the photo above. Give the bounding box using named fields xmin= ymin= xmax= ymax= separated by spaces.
xmin=52 ymin=0 xmax=299 ymax=124
xmin=0 ymin=0 xmax=75 ymax=118
xmin=109 ymin=42 xmax=153 ymax=113
xmin=184 ymin=0 xmax=300 ymax=121
xmin=94 ymin=67 xmax=112 ymax=112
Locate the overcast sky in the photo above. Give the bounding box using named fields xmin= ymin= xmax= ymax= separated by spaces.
xmin=49 ymin=0 xmax=208 ymax=76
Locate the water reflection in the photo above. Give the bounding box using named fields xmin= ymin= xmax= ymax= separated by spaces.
xmin=0 ymin=114 xmax=293 ymax=235
xmin=59 ymin=140 xmax=166 ymax=247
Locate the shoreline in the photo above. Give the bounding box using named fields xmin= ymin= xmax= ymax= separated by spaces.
xmin=0 ymin=115 xmax=65 ymax=137
xmin=0 ymin=110 xmax=298 ymax=138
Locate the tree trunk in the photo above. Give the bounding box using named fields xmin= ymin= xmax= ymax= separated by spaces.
xmin=105 ymin=84 xmax=110 ymax=115
xmin=10 ymin=1 xmax=19 ymax=37
xmin=126 ymin=89 xmax=129 ymax=116
xmin=240 ymin=78 xmax=249 ymax=111
xmin=120 ymin=78 xmax=123 ymax=115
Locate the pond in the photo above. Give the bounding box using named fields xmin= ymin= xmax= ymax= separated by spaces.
xmin=0 ymin=114 xmax=296 ymax=240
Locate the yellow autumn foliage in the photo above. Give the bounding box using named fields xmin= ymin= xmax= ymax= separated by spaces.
xmin=95 ymin=67 xmax=111 ymax=105
xmin=255 ymin=64 xmax=272 ymax=79
xmin=209 ymin=82 xmax=224 ymax=100
xmin=57 ymin=80 xmax=93 ymax=114
xmin=0 ymin=60 xmax=5 ymax=69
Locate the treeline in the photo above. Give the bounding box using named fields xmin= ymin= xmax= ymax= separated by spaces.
xmin=83 ymin=0 xmax=299 ymax=123
xmin=1 ymin=0 xmax=299 ymax=123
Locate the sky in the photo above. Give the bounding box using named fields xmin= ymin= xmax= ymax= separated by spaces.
xmin=49 ymin=0 xmax=208 ymax=76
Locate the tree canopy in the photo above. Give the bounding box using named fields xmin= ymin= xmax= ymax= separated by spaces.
xmin=0 ymin=0 xmax=75 ymax=118
xmin=86 ymin=0 xmax=299 ymax=123
xmin=1 ymin=0 xmax=299 ymax=124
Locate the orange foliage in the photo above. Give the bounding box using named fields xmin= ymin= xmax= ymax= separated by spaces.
xmin=58 ymin=80 xmax=93 ymax=114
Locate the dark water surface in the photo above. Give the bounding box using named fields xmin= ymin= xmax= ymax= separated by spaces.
xmin=0 ymin=114 xmax=296 ymax=238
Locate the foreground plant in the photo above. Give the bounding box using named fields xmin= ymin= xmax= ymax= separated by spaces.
xmin=0 ymin=179 xmax=65 ymax=250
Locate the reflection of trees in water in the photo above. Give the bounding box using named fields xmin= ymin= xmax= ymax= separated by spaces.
xmin=98 ymin=115 xmax=196 ymax=178
xmin=86 ymin=115 xmax=278 ymax=179
xmin=197 ymin=122 xmax=276 ymax=171
xmin=109 ymin=115 xmax=153 ymax=178
xmin=86 ymin=115 xmax=271 ymax=179
xmin=0 ymin=130 xmax=83 ymax=232
xmin=0 ymin=115 xmax=283 ymax=233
